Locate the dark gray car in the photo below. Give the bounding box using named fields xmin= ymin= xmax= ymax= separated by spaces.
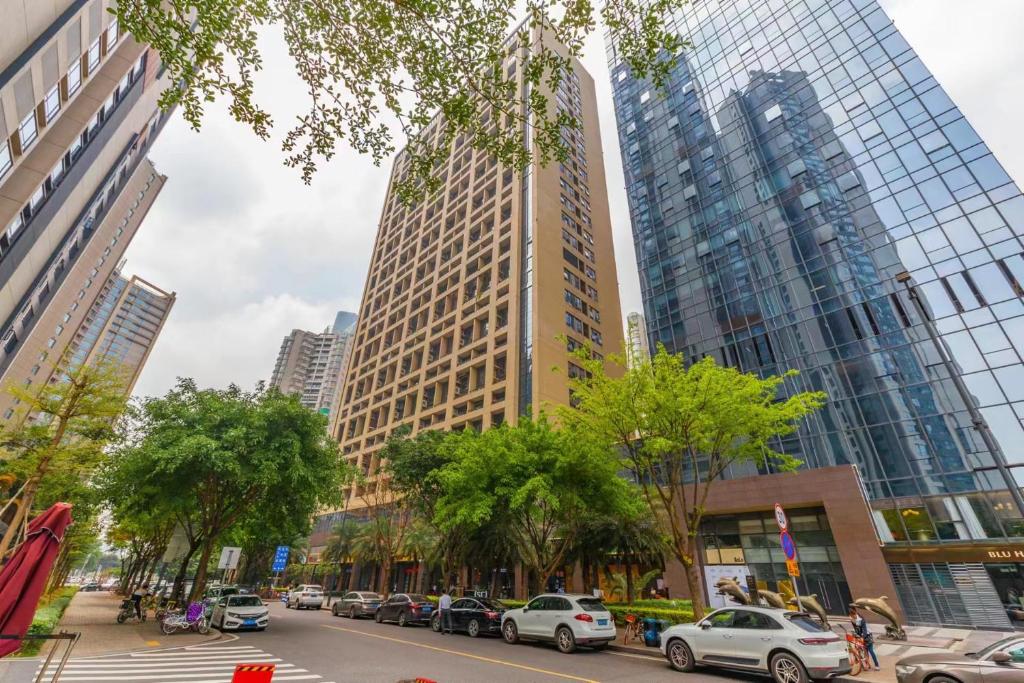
xmin=331 ymin=591 xmax=383 ymax=619
xmin=896 ymin=636 xmax=1024 ymax=683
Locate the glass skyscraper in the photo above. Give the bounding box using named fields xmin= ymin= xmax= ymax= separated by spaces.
xmin=609 ymin=0 xmax=1024 ymax=627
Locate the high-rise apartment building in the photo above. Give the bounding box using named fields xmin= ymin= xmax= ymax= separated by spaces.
xmin=610 ymin=0 xmax=1024 ymax=627
xmin=335 ymin=29 xmax=624 ymax=515
xmin=269 ymin=311 xmax=358 ymax=431
xmin=0 ymin=0 xmax=174 ymax=420
xmin=626 ymin=311 xmax=651 ymax=365
xmin=64 ymin=268 xmax=174 ymax=393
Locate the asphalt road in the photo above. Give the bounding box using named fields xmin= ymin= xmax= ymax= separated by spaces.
xmin=0 ymin=602 xmax=767 ymax=683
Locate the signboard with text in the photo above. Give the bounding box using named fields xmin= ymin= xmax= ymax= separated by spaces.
xmin=272 ymin=545 xmax=290 ymax=573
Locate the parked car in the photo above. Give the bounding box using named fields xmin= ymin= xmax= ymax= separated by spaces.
xmin=286 ymin=584 xmax=325 ymax=610
xmin=501 ymin=594 xmax=615 ymax=653
xmin=431 ymin=596 xmax=507 ymax=637
xmin=332 ymin=591 xmax=383 ymax=619
xmin=203 ymin=585 xmax=241 ymax=616
xmin=374 ymin=593 xmax=434 ymax=626
xmin=211 ymin=594 xmax=270 ymax=632
xmin=659 ymin=606 xmax=850 ymax=683
xmin=79 ymin=582 xmax=101 ymax=592
xmin=895 ymin=635 xmax=1024 ymax=683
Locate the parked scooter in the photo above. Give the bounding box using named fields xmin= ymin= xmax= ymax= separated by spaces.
xmin=116 ymin=598 xmax=146 ymax=624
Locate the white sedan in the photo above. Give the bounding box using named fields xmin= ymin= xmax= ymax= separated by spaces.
xmin=211 ymin=595 xmax=270 ymax=631
xmin=285 ymin=584 xmax=325 ymax=610
xmin=660 ymin=606 xmax=851 ymax=683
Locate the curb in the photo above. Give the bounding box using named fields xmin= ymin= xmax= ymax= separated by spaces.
xmin=606 ymin=643 xmax=662 ymax=659
xmin=18 ymin=628 xmax=229 ymax=662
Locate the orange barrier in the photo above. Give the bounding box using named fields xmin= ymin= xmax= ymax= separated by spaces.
xmin=231 ymin=663 xmax=276 ymax=683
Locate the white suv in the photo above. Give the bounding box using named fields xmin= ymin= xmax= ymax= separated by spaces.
xmin=660 ymin=606 xmax=851 ymax=683
xmin=285 ymin=584 xmax=324 ymax=610
xmin=501 ymin=594 xmax=616 ymax=653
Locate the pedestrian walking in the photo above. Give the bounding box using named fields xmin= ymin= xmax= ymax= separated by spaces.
xmin=849 ymin=605 xmax=880 ymax=671
xmin=438 ymin=589 xmax=453 ymax=635
xmin=131 ymin=583 xmax=151 ymax=620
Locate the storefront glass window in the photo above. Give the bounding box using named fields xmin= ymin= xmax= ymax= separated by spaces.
xmin=900 ymin=506 xmax=938 ymax=541
xmin=985 ymin=563 xmax=1024 ymax=628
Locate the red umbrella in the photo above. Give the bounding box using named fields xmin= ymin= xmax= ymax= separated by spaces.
xmin=0 ymin=502 xmax=73 ymax=658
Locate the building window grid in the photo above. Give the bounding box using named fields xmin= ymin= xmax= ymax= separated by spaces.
xmin=612 ymin=0 xmax=1024 ymax=545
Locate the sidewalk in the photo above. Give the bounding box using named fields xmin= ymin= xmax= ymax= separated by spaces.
xmin=36 ymin=590 xmax=220 ymax=658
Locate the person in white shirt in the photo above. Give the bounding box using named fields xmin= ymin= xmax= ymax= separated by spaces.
xmin=438 ymin=589 xmax=453 ymax=634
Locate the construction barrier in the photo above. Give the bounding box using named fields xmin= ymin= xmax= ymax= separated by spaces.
xmin=231 ymin=663 xmax=276 ymax=683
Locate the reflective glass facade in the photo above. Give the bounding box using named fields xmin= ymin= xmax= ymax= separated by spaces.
xmin=608 ymin=0 xmax=1024 ymax=549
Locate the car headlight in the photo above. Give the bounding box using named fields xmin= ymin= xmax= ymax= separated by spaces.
xmin=227 ymin=612 xmax=241 ymax=619
xmin=895 ymin=665 xmax=918 ymax=676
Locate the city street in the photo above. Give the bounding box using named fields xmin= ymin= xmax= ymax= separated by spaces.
xmin=0 ymin=602 xmax=766 ymax=683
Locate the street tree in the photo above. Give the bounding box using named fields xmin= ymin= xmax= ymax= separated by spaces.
xmin=435 ymin=416 xmax=639 ymax=595
xmin=562 ymin=347 xmax=825 ymax=619
xmin=115 ymin=0 xmax=688 ymax=202
xmin=0 ymin=361 xmax=129 ymax=559
xmin=99 ymin=380 xmax=344 ymax=600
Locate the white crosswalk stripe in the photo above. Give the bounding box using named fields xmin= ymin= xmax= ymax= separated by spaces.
xmin=34 ymin=642 xmax=336 ymax=683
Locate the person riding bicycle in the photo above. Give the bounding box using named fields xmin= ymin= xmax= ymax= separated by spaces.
xmin=132 ymin=583 xmax=151 ymax=621
xmin=849 ymin=605 xmax=880 ymax=671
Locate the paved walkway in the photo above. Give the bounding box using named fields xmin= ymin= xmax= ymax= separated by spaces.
xmin=37 ymin=591 xmax=219 ymax=658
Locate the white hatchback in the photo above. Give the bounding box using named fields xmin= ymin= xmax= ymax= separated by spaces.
xmin=501 ymin=594 xmax=616 ymax=653
xmin=660 ymin=606 xmax=851 ymax=683
xmin=285 ymin=584 xmax=325 ymax=610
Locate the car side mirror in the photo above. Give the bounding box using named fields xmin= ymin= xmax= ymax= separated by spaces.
xmin=699 ymin=621 xmax=712 ymax=630
xmin=522 ymin=607 xmax=529 ymax=613
xmin=991 ymin=652 xmax=1012 ymax=665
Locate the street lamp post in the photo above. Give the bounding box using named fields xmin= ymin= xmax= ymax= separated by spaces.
xmin=896 ymin=271 xmax=1024 ymax=520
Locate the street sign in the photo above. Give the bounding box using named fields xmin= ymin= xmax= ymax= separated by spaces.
xmin=780 ymin=531 xmax=797 ymax=561
xmin=218 ymin=546 xmax=242 ymax=570
xmin=786 ymin=559 xmax=800 ymax=577
xmin=774 ymin=503 xmax=788 ymax=532
xmin=271 ymin=545 xmax=290 ymax=573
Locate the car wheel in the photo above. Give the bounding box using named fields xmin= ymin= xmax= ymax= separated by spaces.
xmin=331 ymin=604 xmax=339 ymax=617
xmin=349 ymin=606 xmax=357 ymax=619
xmin=770 ymin=652 xmax=809 ymax=683
xmin=925 ymin=678 xmax=962 ymax=683
xmin=431 ymin=614 xmax=441 ymax=632
xmin=666 ymin=638 xmax=695 ymax=672
xmin=502 ymin=620 xmax=519 ymax=644
xmin=375 ymin=610 xmax=384 ymax=623
xmin=398 ymin=611 xmax=409 ymax=627
xmin=467 ymin=619 xmax=480 ymax=637
xmin=556 ymin=626 xmax=577 ymax=654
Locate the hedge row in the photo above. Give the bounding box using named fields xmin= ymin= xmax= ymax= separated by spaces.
xmin=19 ymin=587 xmax=78 ymax=657
xmin=606 ymin=604 xmax=695 ymax=625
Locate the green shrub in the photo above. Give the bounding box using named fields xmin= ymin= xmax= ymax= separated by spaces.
xmin=607 ymin=604 xmax=694 ymax=626
xmin=17 ymin=587 xmax=78 ymax=657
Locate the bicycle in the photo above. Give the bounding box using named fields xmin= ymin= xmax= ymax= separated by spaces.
xmin=159 ymin=602 xmax=210 ymax=635
xmin=839 ymin=625 xmax=872 ymax=676
xmin=622 ymin=613 xmax=643 ymax=645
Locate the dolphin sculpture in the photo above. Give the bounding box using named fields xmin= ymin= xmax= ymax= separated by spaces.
xmin=756 ymin=589 xmax=787 ymax=610
xmin=714 ymin=577 xmax=750 ymax=605
xmin=853 ymin=596 xmax=905 ymax=640
xmin=788 ymin=594 xmax=829 ymax=629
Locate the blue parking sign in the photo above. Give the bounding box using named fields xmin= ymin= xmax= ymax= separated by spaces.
xmin=272 ymin=545 xmax=290 ymax=572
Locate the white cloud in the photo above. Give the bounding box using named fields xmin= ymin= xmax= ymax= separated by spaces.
xmin=127 ymin=2 xmax=1024 ymax=398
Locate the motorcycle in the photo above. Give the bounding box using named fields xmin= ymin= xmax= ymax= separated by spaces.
xmin=160 ymin=601 xmax=210 ymax=635
xmin=116 ymin=598 xmax=147 ymax=624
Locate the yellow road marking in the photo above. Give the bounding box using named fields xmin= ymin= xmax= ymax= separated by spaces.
xmin=145 ymin=641 xmax=160 ymax=647
xmin=320 ymin=624 xmax=599 ymax=682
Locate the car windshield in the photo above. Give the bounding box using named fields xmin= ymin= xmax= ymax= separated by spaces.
xmin=358 ymin=592 xmax=382 ymax=600
xmin=304 ymin=586 xmax=323 ymax=592
xmin=406 ymin=594 xmax=430 ymax=603
xmin=785 ymin=614 xmax=828 ymax=632
xmin=228 ymin=596 xmax=263 ymax=607
xmin=576 ymin=598 xmax=608 ymax=612
xmin=478 ymin=598 xmax=506 ymax=610
xmin=972 ymin=638 xmax=1024 ymax=660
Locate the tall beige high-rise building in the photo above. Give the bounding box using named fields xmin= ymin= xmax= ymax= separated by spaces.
xmin=626 ymin=311 xmax=650 ymax=367
xmin=63 ymin=268 xmax=174 ymax=394
xmin=270 ymin=311 xmax=358 ymax=432
xmin=335 ymin=29 xmax=624 ymax=506
xmin=0 ymin=0 xmax=174 ymax=421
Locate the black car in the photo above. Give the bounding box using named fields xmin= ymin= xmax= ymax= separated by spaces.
xmin=375 ymin=593 xmax=434 ymax=627
xmin=430 ymin=597 xmax=507 ymax=637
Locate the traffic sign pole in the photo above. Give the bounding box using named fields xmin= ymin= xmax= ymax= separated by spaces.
xmin=774 ymin=504 xmax=801 ymax=612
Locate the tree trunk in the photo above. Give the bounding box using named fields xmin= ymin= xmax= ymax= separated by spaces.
xmin=681 ymin=556 xmax=705 ymax=620
xmin=171 ymin=543 xmax=199 ymax=602
xmin=189 ymin=540 xmax=215 ymax=602
xmin=379 ymin=560 xmax=393 ymax=597
xmin=348 ymin=563 xmax=360 ymax=591
xmin=625 ymin=553 xmax=635 ymax=605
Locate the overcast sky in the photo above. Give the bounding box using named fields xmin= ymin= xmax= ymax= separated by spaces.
xmin=126 ymin=0 xmax=1024 ymax=399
